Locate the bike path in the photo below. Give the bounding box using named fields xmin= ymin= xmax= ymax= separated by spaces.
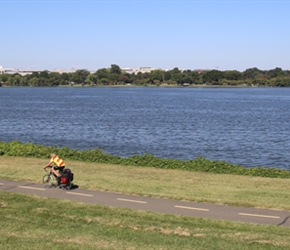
xmin=1 ymin=179 xmax=290 ymax=227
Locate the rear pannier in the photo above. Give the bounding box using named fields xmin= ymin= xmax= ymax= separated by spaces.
xmin=61 ymin=168 xmax=74 ymax=183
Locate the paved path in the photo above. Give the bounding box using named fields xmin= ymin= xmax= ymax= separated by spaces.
xmin=1 ymin=179 xmax=290 ymax=227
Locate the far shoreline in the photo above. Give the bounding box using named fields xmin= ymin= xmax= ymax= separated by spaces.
xmin=0 ymin=84 xmax=266 ymax=88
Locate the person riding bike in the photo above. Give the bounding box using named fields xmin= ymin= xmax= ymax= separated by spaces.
xmin=43 ymin=154 xmax=65 ymax=182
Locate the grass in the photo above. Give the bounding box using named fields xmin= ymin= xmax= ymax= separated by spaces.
xmin=1 ymin=191 xmax=290 ymax=250
xmin=1 ymin=156 xmax=290 ymax=249
xmin=1 ymin=156 xmax=290 ymax=210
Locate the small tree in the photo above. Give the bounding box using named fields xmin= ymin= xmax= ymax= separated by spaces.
xmin=110 ymin=64 xmax=121 ymax=75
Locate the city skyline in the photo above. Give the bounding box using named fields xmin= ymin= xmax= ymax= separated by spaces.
xmin=1 ymin=63 xmax=289 ymax=77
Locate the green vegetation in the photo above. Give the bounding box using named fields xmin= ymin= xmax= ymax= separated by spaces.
xmin=1 ymin=191 xmax=290 ymax=250
xmin=1 ymin=143 xmax=290 ymax=249
xmin=1 ymin=141 xmax=290 ymax=179
xmin=1 ymin=64 xmax=290 ymax=87
xmin=1 ymin=156 xmax=290 ymax=210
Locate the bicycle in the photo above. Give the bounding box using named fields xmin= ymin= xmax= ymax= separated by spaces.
xmin=42 ymin=168 xmax=73 ymax=190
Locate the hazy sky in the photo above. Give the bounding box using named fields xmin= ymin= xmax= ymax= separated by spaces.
xmin=1 ymin=0 xmax=289 ymax=71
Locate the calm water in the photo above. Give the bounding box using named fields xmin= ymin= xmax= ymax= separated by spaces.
xmin=1 ymin=87 xmax=290 ymax=170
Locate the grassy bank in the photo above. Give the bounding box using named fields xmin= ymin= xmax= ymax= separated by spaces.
xmin=1 ymin=141 xmax=290 ymax=178
xmin=2 ymin=155 xmax=290 ymax=249
xmin=1 ymin=191 xmax=290 ymax=250
xmin=1 ymin=156 xmax=290 ymax=210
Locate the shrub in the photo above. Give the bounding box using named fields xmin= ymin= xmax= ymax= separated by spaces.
xmin=1 ymin=141 xmax=290 ymax=179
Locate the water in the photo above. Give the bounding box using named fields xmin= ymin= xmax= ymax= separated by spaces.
xmin=1 ymin=87 xmax=290 ymax=170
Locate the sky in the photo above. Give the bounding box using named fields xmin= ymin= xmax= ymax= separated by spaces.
xmin=1 ymin=0 xmax=290 ymax=72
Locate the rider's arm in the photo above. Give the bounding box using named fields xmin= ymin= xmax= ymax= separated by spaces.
xmin=43 ymin=161 xmax=53 ymax=169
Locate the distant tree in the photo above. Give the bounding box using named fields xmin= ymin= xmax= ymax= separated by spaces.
xmin=30 ymin=72 xmax=40 ymax=78
xmin=6 ymin=74 xmax=22 ymax=86
xmin=38 ymin=77 xmax=50 ymax=86
xmin=285 ymin=70 xmax=290 ymax=77
xmin=118 ymin=74 xmax=131 ymax=84
xmin=142 ymin=72 xmax=151 ymax=83
xmin=99 ymin=78 xmax=110 ymax=85
xmin=29 ymin=77 xmax=39 ymax=87
xmin=49 ymin=72 xmax=62 ymax=86
xmin=110 ymin=64 xmax=121 ymax=75
xmin=109 ymin=73 xmax=119 ymax=85
xmin=223 ymin=70 xmax=243 ymax=81
xmin=71 ymin=69 xmax=90 ymax=84
xmin=131 ymin=72 xmax=144 ymax=84
xmin=39 ymin=70 xmax=50 ymax=79
xmin=170 ymin=67 xmax=182 ymax=84
xmin=270 ymin=76 xmax=290 ymax=87
xmin=1 ymin=64 xmax=290 ymax=88
xmin=94 ymin=68 xmax=110 ymax=79
xmin=0 ymin=73 xmax=9 ymax=84
xmin=180 ymin=70 xmax=201 ymax=85
xmin=61 ymin=72 xmax=69 ymax=82
xmin=149 ymin=70 xmax=164 ymax=83
xmin=243 ymin=67 xmax=262 ymax=80
xmin=132 ymin=72 xmax=151 ymax=85
xmin=163 ymin=71 xmax=171 ymax=82
xmin=202 ymin=70 xmax=224 ymax=84
xmin=266 ymin=67 xmax=284 ymax=79
xmin=86 ymin=74 xmax=98 ymax=85
xmin=20 ymin=76 xmax=29 ymax=86
xmin=187 ymin=70 xmax=201 ymax=84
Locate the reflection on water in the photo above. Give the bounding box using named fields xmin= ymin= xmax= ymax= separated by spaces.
xmin=1 ymin=87 xmax=290 ymax=170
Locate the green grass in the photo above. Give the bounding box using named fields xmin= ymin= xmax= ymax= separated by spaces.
xmin=1 ymin=140 xmax=290 ymax=179
xmin=1 ymin=156 xmax=290 ymax=249
xmin=1 ymin=191 xmax=290 ymax=250
xmin=1 ymin=156 xmax=290 ymax=210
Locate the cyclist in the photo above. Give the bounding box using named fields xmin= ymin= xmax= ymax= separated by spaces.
xmin=43 ymin=154 xmax=65 ymax=181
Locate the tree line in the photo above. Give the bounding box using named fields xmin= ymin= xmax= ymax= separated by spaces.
xmin=1 ymin=64 xmax=290 ymax=87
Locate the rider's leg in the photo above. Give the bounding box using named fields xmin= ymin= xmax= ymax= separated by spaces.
xmin=59 ymin=166 xmax=65 ymax=175
xmin=52 ymin=166 xmax=61 ymax=178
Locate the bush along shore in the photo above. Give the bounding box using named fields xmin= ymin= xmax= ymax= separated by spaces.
xmin=1 ymin=140 xmax=290 ymax=179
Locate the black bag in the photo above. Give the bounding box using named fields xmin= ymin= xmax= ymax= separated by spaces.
xmin=62 ymin=168 xmax=74 ymax=183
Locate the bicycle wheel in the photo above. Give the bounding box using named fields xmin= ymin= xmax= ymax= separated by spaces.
xmin=65 ymin=179 xmax=72 ymax=190
xmin=42 ymin=174 xmax=58 ymax=188
xmin=61 ymin=178 xmax=71 ymax=190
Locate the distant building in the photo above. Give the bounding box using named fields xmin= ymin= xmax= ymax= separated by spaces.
xmin=193 ymin=69 xmax=211 ymax=73
xmin=0 ymin=65 xmax=49 ymax=76
xmin=0 ymin=67 xmax=19 ymax=75
xmin=138 ymin=67 xmax=154 ymax=73
xmin=0 ymin=65 xmax=206 ymax=76
xmin=122 ymin=68 xmax=135 ymax=74
xmin=122 ymin=67 xmax=159 ymax=74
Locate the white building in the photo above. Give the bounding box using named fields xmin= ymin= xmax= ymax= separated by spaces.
xmin=0 ymin=65 xmax=47 ymax=75
xmin=0 ymin=65 xmax=161 ymax=75
xmin=0 ymin=66 xmax=19 ymax=75
xmin=122 ymin=67 xmax=159 ymax=74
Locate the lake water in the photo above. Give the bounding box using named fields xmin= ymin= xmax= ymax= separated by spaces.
xmin=1 ymin=86 xmax=290 ymax=170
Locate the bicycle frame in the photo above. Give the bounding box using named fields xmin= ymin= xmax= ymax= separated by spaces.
xmin=42 ymin=169 xmax=72 ymax=190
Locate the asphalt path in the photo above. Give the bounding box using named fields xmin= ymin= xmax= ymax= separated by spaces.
xmin=1 ymin=179 xmax=290 ymax=227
